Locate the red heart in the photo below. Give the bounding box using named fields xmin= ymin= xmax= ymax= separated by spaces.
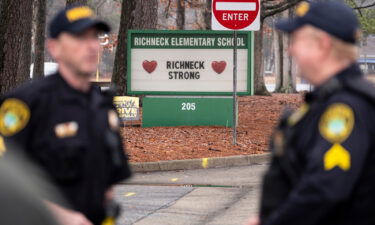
xmin=212 ymin=61 xmax=227 ymax=74
xmin=142 ymin=60 xmax=157 ymax=74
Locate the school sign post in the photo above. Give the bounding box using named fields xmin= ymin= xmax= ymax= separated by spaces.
xmin=127 ymin=30 xmax=254 ymax=127
xmin=212 ymin=0 xmax=260 ymax=144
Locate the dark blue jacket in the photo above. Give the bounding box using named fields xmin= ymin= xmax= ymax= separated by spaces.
xmin=262 ymin=64 xmax=375 ymax=225
xmin=0 ymin=72 xmax=131 ymax=225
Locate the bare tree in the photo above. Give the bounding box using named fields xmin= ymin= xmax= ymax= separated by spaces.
xmin=112 ymin=0 xmax=158 ymax=95
xmin=33 ymin=0 xmax=46 ymax=79
xmin=262 ymin=0 xmax=372 ymax=94
xmin=0 ymin=0 xmax=33 ymax=95
xmin=253 ymin=0 xmax=303 ymax=95
xmin=274 ymin=8 xmax=296 ymax=93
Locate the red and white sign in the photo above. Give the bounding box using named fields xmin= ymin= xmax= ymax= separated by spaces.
xmin=212 ymin=0 xmax=260 ymax=31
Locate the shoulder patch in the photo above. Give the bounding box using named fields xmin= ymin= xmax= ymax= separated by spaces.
xmin=0 ymin=98 xmax=30 ymax=136
xmin=324 ymin=143 xmax=351 ymax=171
xmin=319 ymin=103 xmax=354 ymax=143
xmin=0 ymin=136 xmax=6 ymax=157
xmin=288 ymin=103 xmax=310 ymax=126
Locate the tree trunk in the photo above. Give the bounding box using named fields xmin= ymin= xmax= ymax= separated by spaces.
xmin=253 ymin=21 xmax=271 ymax=96
xmin=176 ymin=0 xmax=185 ymax=29
xmin=66 ymin=0 xmax=87 ymax=6
xmin=275 ymin=8 xmax=296 ymax=93
xmin=274 ymin=29 xmax=283 ymax=92
xmin=0 ymin=1 xmax=3 ymax=19
xmin=112 ymin=0 xmax=136 ymax=96
xmin=112 ymin=0 xmax=157 ymax=96
xmin=280 ymin=32 xmax=295 ymax=93
xmin=132 ymin=0 xmax=158 ymax=29
xmin=204 ymin=0 xmax=212 ymax=30
xmin=17 ymin=0 xmax=33 ymax=84
xmin=33 ymin=0 xmax=46 ymax=79
xmin=288 ymin=7 xmax=297 ymax=93
xmin=0 ymin=0 xmax=33 ymax=95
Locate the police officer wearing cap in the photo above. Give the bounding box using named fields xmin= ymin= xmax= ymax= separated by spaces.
xmin=0 ymin=5 xmax=131 ymax=225
xmin=246 ymin=1 xmax=375 ymax=225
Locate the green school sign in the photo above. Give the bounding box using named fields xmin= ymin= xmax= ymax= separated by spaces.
xmin=127 ymin=30 xmax=254 ymax=96
xmin=142 ymin=97 xmax=233 ymax=127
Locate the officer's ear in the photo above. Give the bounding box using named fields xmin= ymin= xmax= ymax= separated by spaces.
xmin=317 ymin=32 xmax=333 ymax=58
xmin=46 ymin=38 xmax=61 ymax=61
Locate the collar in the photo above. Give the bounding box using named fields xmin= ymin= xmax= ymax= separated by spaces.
xmin=52 ymin=71 xmax=99 ymax=106
xmin=55 ymin=71 xmax=94 ymax=96
xmin=51 ymin=71 xmax=112 ymax=109
xmin=305 ymin=63 xmax=363 ymax=103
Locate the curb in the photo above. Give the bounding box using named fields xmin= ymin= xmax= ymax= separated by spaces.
xmin=130 ymin=153 xmax=271 ymax=173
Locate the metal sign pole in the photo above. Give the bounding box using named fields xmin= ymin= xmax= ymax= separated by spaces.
xmin=233 ymin=30 xmax=238 ymax=145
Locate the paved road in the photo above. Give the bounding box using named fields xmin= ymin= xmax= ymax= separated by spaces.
xmin=114 ymin=163 xmax=268 ymax=225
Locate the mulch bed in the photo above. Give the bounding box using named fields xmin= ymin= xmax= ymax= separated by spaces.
xmin=121 ymin=94 xmax=303 ymax=162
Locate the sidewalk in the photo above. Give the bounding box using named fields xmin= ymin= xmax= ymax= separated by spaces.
xmin=130 ymin=153 xmax=270 ymax=172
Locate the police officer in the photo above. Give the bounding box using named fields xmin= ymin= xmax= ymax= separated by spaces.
xmin=0 ymin=5 xmax=131 ymax=225
xmin=247 ymin=1 xmax=375 ymax=225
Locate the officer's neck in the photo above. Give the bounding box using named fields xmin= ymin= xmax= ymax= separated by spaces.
xmin=312 ymin=58 xmax=353 ymax=87
xmin=58 ymin=65 xmax=91 ymax=93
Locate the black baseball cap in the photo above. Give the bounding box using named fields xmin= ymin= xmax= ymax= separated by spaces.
xmin=49 ymin=5 xmax=110 ymax=38
xmin=276 ymin=1 xmax=360 ymax=44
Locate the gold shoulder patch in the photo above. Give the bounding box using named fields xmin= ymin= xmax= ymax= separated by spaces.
xmin=296 ymin=2 xmax=310 ymax=17
xmin=319 ymin=103 xmax=354 ymax=143
xmin=0 ymin=136 xmax=6 ymax=157
xmin=0 ymin=99 xmax=30 ymax=136
xmin=102 ymin=217 xmax=115 ymax=225
xmin=288 ymin=103 xmax=310 ymax=126
xmin=324 ymin=143 xmax=351 ymax=171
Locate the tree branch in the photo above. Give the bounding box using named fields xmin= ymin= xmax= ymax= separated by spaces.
xmin=94 ymin=0 xmax=106 ymax=16
xmin=262 ymin=0 xmax=303 ymax=19
xmin=350 ymin=0 xmax=363 ymax=17
xmin=185 ymin=0 xmax=204 ymax=7
xmin=164 ymin=0 xmax=171 ymax=18
xmin=263 ymin=0 xmax=290 ymax=11
xmin=353 ymin=2 xmax=375 ymax=10
xmin=263 ymin=0 xmax=280 ymax=3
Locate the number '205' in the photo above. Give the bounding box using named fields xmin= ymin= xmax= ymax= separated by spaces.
xmin=181 ymin=103 xmax=196 ymax=111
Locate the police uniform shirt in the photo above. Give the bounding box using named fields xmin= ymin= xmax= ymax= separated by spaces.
xmin=264 ymin=64 xmax=375 ymax=225
xmin=0 ymin=72 xmax=131 ymax=225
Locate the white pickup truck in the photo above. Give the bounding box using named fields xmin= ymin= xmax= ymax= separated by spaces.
xmin=30 ymin=62 xmax=58 ymax=78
